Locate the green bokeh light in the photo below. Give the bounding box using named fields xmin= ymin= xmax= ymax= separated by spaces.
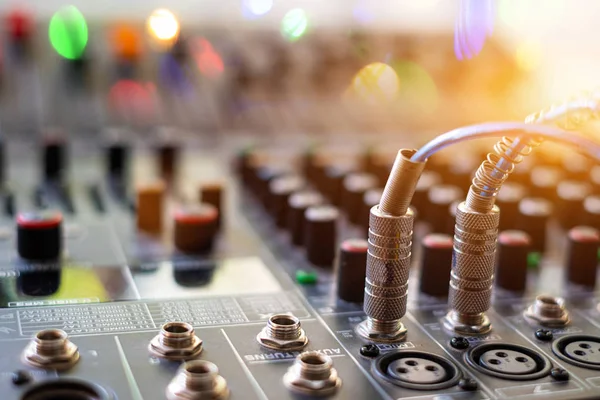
xmin=48 ymin=5 xmax=88 ymax=60
xmin=281 ymin=8 xmax=308 ymax=42
xmin=391 ymin=60 xmax=439 ymax=115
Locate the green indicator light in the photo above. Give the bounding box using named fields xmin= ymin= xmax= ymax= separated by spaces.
xmin=527 ymin=252 xmax=541 ymax=269
xmin=296 ymin=270 xmax=317 ymax=285
xmin=281 ymin=8 xmax=308 ymax=42
xmin=49 ymin=6 xmax=88 ymax=60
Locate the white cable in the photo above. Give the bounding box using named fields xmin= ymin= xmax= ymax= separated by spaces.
xmin=411 ymin=121 xmax=600 ymax=162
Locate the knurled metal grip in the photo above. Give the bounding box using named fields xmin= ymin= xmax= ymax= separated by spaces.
xmin=356 ymin=205 xmax=414 ymax=342
xmin=443 ymin=201 xmax=499 ymax=335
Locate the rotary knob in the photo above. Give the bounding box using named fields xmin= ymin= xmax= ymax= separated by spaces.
xmin=173 ymin=204 xmax=218 ymax=253
xmin=17 ymin=210 xmax=63 ymax=261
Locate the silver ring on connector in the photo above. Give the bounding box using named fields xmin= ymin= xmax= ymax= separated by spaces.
xmin=442 ymin=310 xmax=491 ymax=335
xmin=355 ymin=318 xmax=407 ymax=342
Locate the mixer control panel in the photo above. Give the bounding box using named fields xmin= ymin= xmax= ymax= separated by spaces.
xmin=0 ymin=4 xmax=599 ymax=400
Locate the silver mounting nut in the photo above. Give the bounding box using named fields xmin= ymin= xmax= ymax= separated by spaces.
xmin=442 ymin=311 xmax=492 ymax=336
xmin=22 ymin=329 xmax=80 ymax=370
xmin=167 ymin=360 xmax=229 ymax=400
xmin=149 ymin=322 xmax=203 ymax=360
xmin=256 ymin=313 xmax=308 ymax=351
xmin=355 ymin=318 xmax=407 ymax=343
xmin=283 ymin=351 xmax=341 ymax=397
xmin=523 ymin=295 xmax=570 ymax=327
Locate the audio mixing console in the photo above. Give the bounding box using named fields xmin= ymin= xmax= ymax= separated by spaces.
xmin=0 ymin=134 xmax=598 ymax=400
xmin=1 ymin=4 xmax=600 ymax=400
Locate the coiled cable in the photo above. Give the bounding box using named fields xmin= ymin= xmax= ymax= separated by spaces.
xmin=467 ymin=95 xmax=600 ymax=212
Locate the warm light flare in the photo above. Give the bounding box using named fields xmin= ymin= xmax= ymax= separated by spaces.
xmin=515 ymin=41 xmax=541 ymax=71
xmin=147 ymin=9 xmax=180 ymax=43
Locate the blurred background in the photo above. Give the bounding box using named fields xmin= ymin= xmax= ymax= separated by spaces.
xmin=0 ymin=0 xmax=599 ymax=139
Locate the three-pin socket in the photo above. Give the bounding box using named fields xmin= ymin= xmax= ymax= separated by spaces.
xmin=374 ymin=351 xmax=461 ymax=390
xmin=552 ymin=334 xmax=600 ymax=370
xmin=465 ymin=343 xmax=551 ymax=380
xmin=21 ymin=378 xmax=112 ymax=400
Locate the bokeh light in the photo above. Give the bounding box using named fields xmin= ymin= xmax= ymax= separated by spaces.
xmin=6 ymin=7 xmax=34 ymax=40
xmin=160 ymin=54 xmax=195 ymax=98
xmin=242 ymin=0 xmax=273 ymax=19
xmin=349 ymin=62 xmax=400 ymax=104
xmin=147 ymin=9 xmax=180 ymax=44
xmin=281 ymin=9 xmax=309 ymax=42
xmin=48 ymin=5 xmax=88 ymax=60
xmin=193 ymin=38 xmax=224 ymax=79
xmin=108 ymin=79 xmax=156 ymax=120
xmin=110 ymin=23 xmax=142 ymax=61
xmin=392 ymin=60 xmax=438 ymax=114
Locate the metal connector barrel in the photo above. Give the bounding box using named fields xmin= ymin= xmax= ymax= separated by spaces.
xmin=443 ymin=201 xmax=499 ymax=334
xmin=357 ymin=149 xmax=425 ymax=342
xmin=379 ymin=149 xmax=425 ymax=216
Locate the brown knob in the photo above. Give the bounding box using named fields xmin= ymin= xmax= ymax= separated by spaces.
xmin=200 ymin=183 xmax=224 ymax=228
xmin=136 ymin=181 xmax=165 ymax=233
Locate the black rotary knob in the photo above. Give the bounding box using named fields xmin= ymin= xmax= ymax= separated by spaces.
xmin=566 ymin=226 xmax=600 ymax=289
xmin=157 ymin=143 xmax=178 ymax=180
xmin=304 ymin=205 xmax=339 ymax=267
xmin=268 ymin=175 xmax=305 ymax=228
xmin=17 ymin=210 xmax=63 ymax=260
xmin=341 ymin=172 xmax=378 ymax=224
xmin=495 ymin=230 xmax=531 ymax=293
xmin=496 ymin=182 xmax=527 ymax=231
xmin=556 ymin=180 xmax=591 ymax=230
xmin=106 ymin=142 xmax=129 ymax=181
xmin=529 ymin=166 xmax=562 ymax=203
xmin=287 ymin=190 xmax=323 ymax=245
xmin=427 ymin=184 xmax=463 ymax=234
xmin=419 ymin=233 xmax=453 ymax=297
xmin=584 ymin=195 xmax=600 ymax=231
xmin=517 ymin=197 xmax=552 ymax=253
xmin=411 ymin=171 xmax=440 ymax=222
xmin=42 ymin=139 xmax=68 ymax=182
xmin=336 ymin=238 xmax=368 ymax=303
